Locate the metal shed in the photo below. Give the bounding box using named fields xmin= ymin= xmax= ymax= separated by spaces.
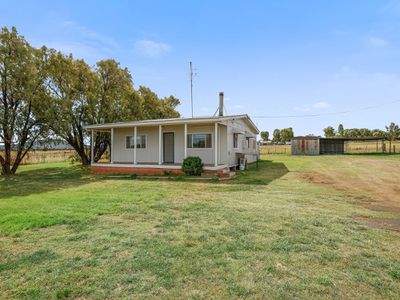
xmin=291 ymin=136 xmax=384 ymax=155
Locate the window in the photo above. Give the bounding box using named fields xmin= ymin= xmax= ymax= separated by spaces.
xmin=126 ymin=135 xmax=146 ymax=149
xmin=233 ymin=133 xmax=239 ymax=148
xmin=246 ymin=137 xmax=250 ymax=148
xmin=187 ymin=134 xmax=212 ymax=148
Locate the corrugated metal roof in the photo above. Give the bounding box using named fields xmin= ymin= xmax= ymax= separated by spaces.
xmin=84 ymin=114 xmax=259 ymax=134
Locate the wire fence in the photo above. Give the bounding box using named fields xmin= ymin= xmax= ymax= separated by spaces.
xmin=345 ymin=141 xmax=400 ymax=154
xmin=11 ymin=150 xmax=76 ymax=165
xmin=260 ymin=141 xmax=400 ymax=155
xmin=260 ymin=145 xmax=291 ymax=155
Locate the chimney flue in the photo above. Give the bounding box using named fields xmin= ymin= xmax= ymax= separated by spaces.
xmin=219 ymin=92 xmax=224 ymax=116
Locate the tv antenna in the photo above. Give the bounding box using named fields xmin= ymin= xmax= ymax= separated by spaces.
xmin=189 ymin=61 xmax=197 ymax=117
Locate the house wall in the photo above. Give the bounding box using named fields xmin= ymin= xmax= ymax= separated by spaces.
xmin=113 ymin=127 xmax=159 ymax=163
xmin=111 ymin=123 xmax=228 ymax=165
xmin=225 ymin=118 xmax=259 ymax=166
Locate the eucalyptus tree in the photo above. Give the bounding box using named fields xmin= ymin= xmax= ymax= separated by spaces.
xmin=45 ymin=50 xmax=96 ymax=165
xmin=46 ymin=53 xmax=181 ymax=165
xmin=89 ymin=59 xmax=142 ymax=161
xmin=385 ymin=122 xmax=400 ymax=153
xmin=0 ymin=27 xmax=49 ymax=175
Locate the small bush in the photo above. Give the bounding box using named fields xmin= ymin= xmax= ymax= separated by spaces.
xmin=182 ymin=156 xmax=204 ymax=176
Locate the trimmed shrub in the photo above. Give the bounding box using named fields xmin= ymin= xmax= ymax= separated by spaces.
xmin=182 ymin=156 xmax=204 ymax=176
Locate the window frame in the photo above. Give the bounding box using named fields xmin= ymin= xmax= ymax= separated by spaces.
xmin=187 ymin=133 xmax=213 ymax=149
xmin=233 ymin=133 xmax=239 ymax=149
xmin=125 ymin=135 xmax=147 ymax=149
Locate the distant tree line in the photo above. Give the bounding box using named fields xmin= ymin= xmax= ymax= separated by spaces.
xmin=0 ymin=27 xmax=180 ymax=175
xmin=260 ymin=128 xmax=294 ymax=144
xmin=323 ymin=123 xmax=400 ymax=140
xmin=323 ymin=123 xmax=400 ymax=153
xmin=260 ymin=122 xmax=400 ymax=149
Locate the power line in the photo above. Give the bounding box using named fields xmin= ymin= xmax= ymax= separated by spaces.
xmin=252 ymin=99 xmax=400 ymax=119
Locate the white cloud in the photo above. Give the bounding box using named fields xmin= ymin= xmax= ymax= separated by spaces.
xmin=313 ymin=101 xmax=331 ymax=109
xmin=31 ymin=20 xmax=119 ymax=62
xmin=382 ymin=0 xmax=400 ymax=15
xmin=135 ymin=39 xmax=171 ymax=57
xmin=367 ymin=36 xmax=389 ymax=48
xmin=62 ymin=21 xmax=119 ymax=50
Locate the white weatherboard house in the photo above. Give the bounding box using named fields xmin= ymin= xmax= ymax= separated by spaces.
xmin=85 ymin=93 xmax=259 ymax=176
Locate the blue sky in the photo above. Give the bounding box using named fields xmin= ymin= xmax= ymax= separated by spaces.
xmin=1 ymin=0 xmax=400 ymax=135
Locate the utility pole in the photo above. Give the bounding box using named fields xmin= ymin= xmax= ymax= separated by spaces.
xmin=189 ymin=61 xmax=194 ymax=118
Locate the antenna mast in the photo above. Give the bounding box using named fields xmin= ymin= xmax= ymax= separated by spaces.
xmin=189 ymin=61 xmax=194 ymax=118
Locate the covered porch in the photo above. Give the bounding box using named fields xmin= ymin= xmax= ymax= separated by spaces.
xmin=88 ymin=121 xmax=229 ymax=175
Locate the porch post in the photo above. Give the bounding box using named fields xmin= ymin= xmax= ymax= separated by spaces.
xmin=91 ymin=130 xmax=94 ymax=164
xmin=110 ymin=128 xmax=114 ymax=163
xmin=184 ymin=123 xmax=187 ymax=159
xmin=158 ymin=125 xmax=162 ymax=165
xmin=214 ymin=122 xmax=218 ymax=166
xmin=133 ymin=126 xmax=137 ymax=164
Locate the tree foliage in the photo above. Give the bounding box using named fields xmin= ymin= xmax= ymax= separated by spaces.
xmin=0 ymin=27 xmax=49 ymax=175
xmin=46 ymin=51 xmax=97 ymax=165
xmin=323 ymin=123 xmax=395 ymax=140
xmin=45 ymin=52 xmax=181 ymax=165
xmin=272 ymin=129 xmax=281 ymax=143
xmin=260 ymin=131 xmax=269 ymax=141
xmin=385 ymin=122 xmax=400 ymax=153
xmin=280 ymin=127 xmax=294 ymax=143
xmin=337 ymin=124 xmax=344 ymax=136
xmin=323 ymin=126 xmax=336 ymax=138
xmin=0 ymin=27 xmax=181 ymax=171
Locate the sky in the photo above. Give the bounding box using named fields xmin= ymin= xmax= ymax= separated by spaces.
xmin=1 ymin=0 xmax=400 ymax=136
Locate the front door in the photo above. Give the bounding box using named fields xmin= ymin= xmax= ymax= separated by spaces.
xmin=163 ymin=132 xmax=174 ymax=163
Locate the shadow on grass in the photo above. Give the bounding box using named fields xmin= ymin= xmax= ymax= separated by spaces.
xmin=0 ymin=165 xmax=98 ymax=199
xmin=229 ymin=160 xmax=289 ymax=185
xmin=103 ymin=160 xmax=290 ymax=187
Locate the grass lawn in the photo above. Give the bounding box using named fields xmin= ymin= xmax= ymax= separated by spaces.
xmin=0 ymin=155 xmax=399 ymax=299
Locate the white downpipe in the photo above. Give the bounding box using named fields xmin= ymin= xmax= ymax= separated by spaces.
xmin=158 ymin=125 xmax=162 ymax=165
xmin=91 ymin=130 xmax=94 ymax=164
xmin=184 ymin=123 xmax=187 ymax=159
xmin=133 ymin=126 xmax=137 ymax=164
xmin=214 ymin=122 xmax=218 ymax=167
xmin=110 ymin=128 xmax=114 ymax=163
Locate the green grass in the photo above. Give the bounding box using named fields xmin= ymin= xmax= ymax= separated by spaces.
xmin=0 ymin=156 xmax=399 ymax=299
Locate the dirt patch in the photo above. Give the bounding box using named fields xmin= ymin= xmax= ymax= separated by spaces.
xmin=300 ymin=157 xmax=400 ymax=231
xmin=354 ymin=215 xmax=400 ymax=232
xmin=302 ymin=173 xmax=334 ymax=185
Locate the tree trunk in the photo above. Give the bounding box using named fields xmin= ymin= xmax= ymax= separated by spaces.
xmin=78 ymin=148 xmax=90 ymax=166
xmin=0 ymin=139 xmax=12 ymax=175
xmin=93 ymin=138 xmax=109 ymax=162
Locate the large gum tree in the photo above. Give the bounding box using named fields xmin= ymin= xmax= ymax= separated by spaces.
xmin=0 ymin=27 xmax=48 ymax=175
